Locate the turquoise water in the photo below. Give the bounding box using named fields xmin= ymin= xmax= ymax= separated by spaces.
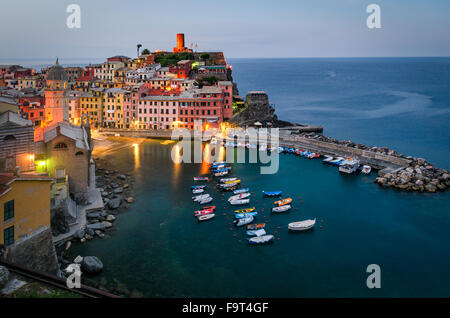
xmin=70 ymin=141 xmax=450 ymax=297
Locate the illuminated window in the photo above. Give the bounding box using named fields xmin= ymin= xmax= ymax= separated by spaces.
xmin=54 ymin=142 xmax=68 ymax=149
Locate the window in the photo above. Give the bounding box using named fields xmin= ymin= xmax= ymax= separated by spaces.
xmin=4 ymin=226 xmax=14 ymax=246
xmin=4 ymin=200 xmax=14 ymax=220
xmin=54 ymin=142 xmax=68 ymax=149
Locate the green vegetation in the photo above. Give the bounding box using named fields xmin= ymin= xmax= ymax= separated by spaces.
xmin=7 ymin=282 xmax=82 ymax=298
xmin=200 ymin=53 xmax=210 ymax=60
xmin=155 ymin=52 xmax=194 ymax=67
xmin=141 ymin=48 xmax=150 ymax=55
xmin=233 ymin=101 xmax=247 ymax=115
xmin=196 ymin=76 xmax=219 ymax=87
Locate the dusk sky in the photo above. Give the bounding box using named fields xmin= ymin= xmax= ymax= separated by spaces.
xmin=1 ymin=0 xmax=450 ymax=60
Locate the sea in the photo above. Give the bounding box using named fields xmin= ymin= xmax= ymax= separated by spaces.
xmin=6 ymin=57 xmax=449 ymax=297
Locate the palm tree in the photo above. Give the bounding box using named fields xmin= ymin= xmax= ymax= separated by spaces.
xmin=137 ymin=43 xmax=142 ymax=57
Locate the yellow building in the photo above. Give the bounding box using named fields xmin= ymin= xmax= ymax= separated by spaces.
xmin=79 ymin=88 xmax=104 ymax=128
xmin=18 ymin=76 xmax=38 ymax=91
xmin=0 ymin=172 xmax=53 ymax=247
xmin=102 ymin=88 xmax=127 ymax=128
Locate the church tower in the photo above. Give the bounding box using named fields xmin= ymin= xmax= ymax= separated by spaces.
xmin=44 ymin=58 xmax=69 ymax=127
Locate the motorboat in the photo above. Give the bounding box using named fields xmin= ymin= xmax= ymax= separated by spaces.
xmin=322 ymin=155 xmax=334 ymax=163
xmin=248 ymin=235 xmax=274 ymax=245
xmin=194 ymin=209 xmax=214 ymax=217
xmin=274 ymin=198 xmax=292 ymax=206
xmin=246 ymin=229 xmax=266 ymax=237
xmin=229 ymin=198 xmax=250 ymax=205
xmin=220 ymin=177 xmax=238 ymax=183
xmin=193 ymin=176 xmax=209 ymax=181
xmin=202 ymin=206 xmax=216 ymax=211
xmin=235 ymin=207 xmax=255 ymax=214
xmin=361 ymin=165 xmax=372 ymax=174
xmin=339 ymin=159 xmax=360 ymax=174
xmin=272 ymin=205 xmax=291 ymax=213
xmin=228 ymin=192 xmax=250 ymax=202
xmin=247 ymin=223 xmax=265 ymax=230
xmin=223 ymin=178 xmax=240 ymax=184
xmin=197 ymin=214 xmax=215 ymax=222
xmin=234 ymin=211 xmax=258 ymax=219
xmin=214 ymin=171 xmax=228 ymax=177
xmin=192 ymin=194 xmax=210 ymax=201
xmin=262 ymin=190 xmax=282 ymax=197
xmin=198 ymin=197 xmax=213 ymax=204
xmin=233 ymin=216 xmax=254 ymax=227
xmin=329 ymin=157 xmax=344 ymax=166
xmin=233 ymin=188 xmax=249 ymax=194
xmin=288 ymin=218 xmax=316 ymax=231
xmin=192 ymin=188 xmax=204 ymax=194
xmin=218 ymin=182 xmax=239 ymax=189
xmin=191 ymin=185 xmax=207 ymax=190
xmin=210 ymin=164 xmax=226 ymax=170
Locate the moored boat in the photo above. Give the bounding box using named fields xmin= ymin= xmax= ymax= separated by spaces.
xmin=247 ymin=223 xmax=265 ymax=230
xmin=288 ymin=218 xmax=316 ymax=231
xmin=272 ymin=204 xmax=291 ymax=213
xmin=248 ymin=235 xmax=274 ymax=245
xmin=214 ymin=171 xmax=228 ymax=177
xmin=197 ymin=213 xmax=215 ymax=222
xmin=192 ymin=194 xmax=210 ymax=201
xmin=234 ymin=211 xmax=258 ymax=219
xmin=219 ymin=177 xmax=238 ymax=183
xmin=234 ymin=207 xmax=256 ymax=214
xmin=246 ymin=229 xmax=266 ymax=237
xmin=274 ymin=198 xmax=292 ymax=206
xmin=192 ymin=188 xmax=204 ymax=194
xmin=262 ymin=190 xmax=282 ymax=197
xmin=202 ymin=205 xmax=216 ymax=211
xmin=228 ymin=192 xmax=250 ymax=202
xmin=322 ymin=155 xmax=333 ymax=163
xmin=361 ymin=165 xmax=372 ymax=174
xmin=191 ymin=185 xmax=207 ymax=190
xmin=229 ymin=198 xmax=250 ymax=205
xmin=193 ymin=176 xmax=209 ymax=181
xmin=233 ymin=216 xmax=254 ymax=227
xmin=198 ymin=197 xmax=213 ymax=204
xmin=233 ymin=188 xmax=249 ymax=194
xmin=194 ymin=209 xmax=214 ymax=217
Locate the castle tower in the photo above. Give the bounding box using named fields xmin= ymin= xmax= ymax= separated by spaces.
xmin=43 ymin=58 xmax=69 ymax=127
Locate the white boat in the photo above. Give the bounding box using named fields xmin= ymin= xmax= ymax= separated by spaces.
xmin=220 ymin=177 xmax=238 ymax=183
xmin=246 ymin=229 xmax=266 ymax=237
xmin=329 ymin=157 xmax=344 ymax=165
xmin=228 ymin=192 xmax=250 ymax=202
xmin=192 ymin=194 xmax=210 ymax=201
xmin=248 ymin=235 xmax=274 ymax=245
xmin=361 ymin=165 xmax=372 ymax=174
xmin=229 ymin=198 xmax=250 ymax=205
xmin=214 ymin=171 xmax=228 ymax=177
xmin=339 ymin=159 xmax=360 ymax=174
xmin=322 ymin=155 xmax=334 ymax=163
xmin=192 ymin=188 xmax=204 ymax=194
xmin=288 ymin=218 xmax=316 ymax=231
xmin=198 ymin=197 xmax=213 ymax=204
xmin=197 ymin=213 xmax=215 ymax=222
xmin=234 ymin=216 xmax=254 ymax=227
xmin=272 ymin=205 xmax=291 ymax=213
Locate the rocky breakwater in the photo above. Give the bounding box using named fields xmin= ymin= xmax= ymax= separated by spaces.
xmin=375 ymin=158 xmax=449 ymax=193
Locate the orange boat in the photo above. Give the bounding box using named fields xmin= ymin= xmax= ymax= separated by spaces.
xmin=202 ymin=206 xmax=216 ymax=211
xmin=247 ymin=223 xmax=265 ymax=230
xmin=274 ymin=198 xmax=292 ymax=206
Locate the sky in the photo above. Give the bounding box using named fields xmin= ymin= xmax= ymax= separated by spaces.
xmin=1 ymin=0 xmax=450 ymax=60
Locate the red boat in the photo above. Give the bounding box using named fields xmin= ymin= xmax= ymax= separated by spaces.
xmin=202 ymin=206 xmax=216 ymax=211
xmin=194 ymin=209 xmax=214 ymax=217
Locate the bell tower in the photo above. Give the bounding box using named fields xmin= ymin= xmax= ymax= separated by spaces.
xmin=44 ymin=58 xmax=69 ymax=127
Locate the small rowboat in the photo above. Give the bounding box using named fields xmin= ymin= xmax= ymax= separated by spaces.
xmin=230 ymin=198 xmax=250 ymax=206
xmin=248 ymin=235 xmax=274 ymax=245
xmin=194 ymin=209 xmax=214 ymax=217
xmin=193 ymin=177 xmax=209 ymax=181
xmin=219 ymin=185 xmax=238 ymax=192
xmin=202 ymin=206 xmax=216 ymax=211
xmin=220 ymin=177 xmax=238 ymax=183
xmin=198 ymin=197 xmax=213 ymax=204
xmin=224 ymin=179 xmax=240 ymax=184
xmin=233 ymin=188 xmax=249 ymax=194
xmin=192 ymin=194 xmax=210 ymax=201
xmin=288 ymin=218 xmax=316 ymax=231
xmin=233 ymin=216 xmax=254 ymax=227
xmin=246 ymin=229 xmax=266 ymax=237
xmin=211 ymin=161 xmax=225 ymax=166
xmin=234 ymin=211 xmax=258 ymax=219
xmin=214 ymin=171 xmax=228 ymax=177
xmin=274 ymin=198 xmax=292 ymax=206
xmin=192 ymin=188 xmax=204 ymax=194
xmin=361 ymin=165 xmax=372 ymax=174
xmin=262 ymin=190 xmax=282 ymax=197
xmin=191 ymin=185 xmax=207 ymax=190
xmin=213 ymin=167 xmax=230 ymax=173
xmin=210 ymin=164 xmax=226 ymax=170
xmin=247 ymin=223 xmax=265 ymax=230
xmin=197 ymin=213 xmax=215 ymax=222
xmin=272 ymin=205 xmax=291 ymax=213
xmin=219 ymin=182 xmax=239 ymax=189
xmin=235 ymin=207 xmax=256 ymax=214
xmin=228 ymin=192 xmax=250 ymax=202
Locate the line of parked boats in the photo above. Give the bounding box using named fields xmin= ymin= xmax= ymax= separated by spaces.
xmin=191 ymin=160 xmax=317 ymax=245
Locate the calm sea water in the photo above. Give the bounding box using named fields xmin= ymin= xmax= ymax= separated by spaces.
xmin=53 ymin=57 xmax=448 ymax=297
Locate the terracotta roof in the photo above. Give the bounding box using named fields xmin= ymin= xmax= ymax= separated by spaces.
xmin=0 ymin=172 xmax=53 ymax=197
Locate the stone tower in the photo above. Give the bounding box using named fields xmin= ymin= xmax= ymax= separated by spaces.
xmin=44 ymin=58 xmax=69 ymax=127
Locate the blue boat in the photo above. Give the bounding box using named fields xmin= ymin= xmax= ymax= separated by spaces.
xmin=213 ymin=167 xmax=230 ymax=173
xmin=234 ymin=211 xmax=258 ymax=219
xmin=262 ymin=190 xmax=282 ymax=197
xmin=233 ymin=188 xmax=249 ymax=194
xmin=191 ymin=185 xmax=207 ymax=189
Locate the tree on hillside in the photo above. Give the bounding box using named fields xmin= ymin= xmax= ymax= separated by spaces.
xmin=200 ymin=53 xmax=210 ymax=60
xmin=136 ymin=43 xmax=142 ymax=57
xmin=141 ymin=48 xmax=150 ymax=55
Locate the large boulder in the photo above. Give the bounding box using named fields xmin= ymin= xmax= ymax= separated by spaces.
xmin=107 ymin=197 xmax=122 ymax=210
xmin=0 ymin=265 xmax=9 ymax=288
xmin=86 ymin=223 xmax=106 ymax=231
xmin=81 ymin=256 xmax=103 ymax=274
xmin=73 ymin=229 xmax=85 ymax=240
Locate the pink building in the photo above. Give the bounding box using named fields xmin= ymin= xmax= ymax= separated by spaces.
xmin=137 ymin=95 xmax=179 ymax=130
xmin=123 ymin=84 xmax=150 ymax=128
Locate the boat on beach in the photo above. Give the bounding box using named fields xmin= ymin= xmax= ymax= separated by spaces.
xmin=233 ymin=188 xmax=249 ymax=194
xmin=262 ymin=190 xmax=282 ymax=197
xmin=248 ymin=235 xmax=274 ymax=245
xmin=272 ymin=205 xmax=291 ymax=213
xmin=234 ymin=207 xmax=255 ymax=214
xmin=288 ymin=218 xmax=316 ymax=231
xmin=246 ymin=229 xmax=266 ymax=237
xmin=274 ymin=198 xmax=292 ymax=206
xmin=228 ymin=192 xmax=250 ymax=202
xmin=229 ymin=198 xmax=250 ymax=205
xmin=234 ymin=216 xmax=254 ymax=227
xmin=247 ymin=223 xmax=265 ymax=230
xmin=193 ymin=176 xmax=209 ymax=181
xmin=197 ymin=214 xmax=215 ymax=222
